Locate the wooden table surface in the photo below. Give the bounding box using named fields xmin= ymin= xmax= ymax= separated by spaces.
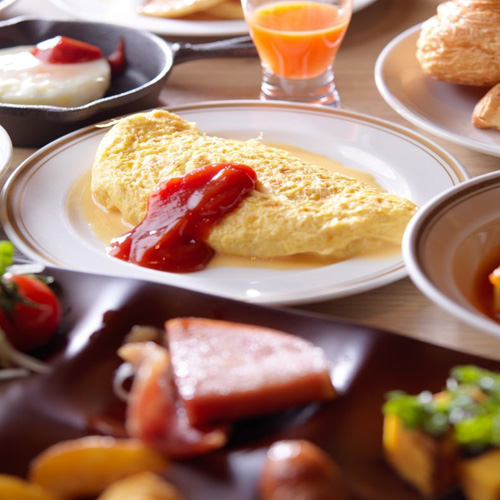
xmin=3 ymin=0 xmax=500 ymax=361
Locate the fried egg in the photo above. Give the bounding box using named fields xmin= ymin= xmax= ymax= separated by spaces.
xmin=0 ymin=46 xmax=111 ymax=107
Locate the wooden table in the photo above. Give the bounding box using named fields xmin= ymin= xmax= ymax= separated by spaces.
xmin=3 ymin=0 xmax=500 ymax=361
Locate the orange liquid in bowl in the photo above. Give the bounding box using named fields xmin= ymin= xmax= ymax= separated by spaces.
xmin=247 ymin=1 xmax=350 ymax=79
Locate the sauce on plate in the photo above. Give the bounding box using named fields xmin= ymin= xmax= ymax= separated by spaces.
xmin=108 ymin=163 xmax=257 ymax=273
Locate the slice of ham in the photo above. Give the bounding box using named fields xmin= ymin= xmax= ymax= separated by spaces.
xmin=122 ymin=342 xmax=228 ymax=458
xmin=165 ymin=318 xmax=336 ymax=428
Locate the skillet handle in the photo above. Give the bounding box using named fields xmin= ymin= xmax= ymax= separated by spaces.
xmin=172 ymin=35 xmax=257 ymax=65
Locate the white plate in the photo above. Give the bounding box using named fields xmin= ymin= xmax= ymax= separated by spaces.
xmin=0 ymin=124 xmax=12 ymax=181
xmin=375 ymin=24 xmax=500 ymax=158
xmin=49 ymin=0 xmax=247 ymax=37
xmin=354 ymin=0 xmax=377 ymax=12
xmin=49 ymin=0 xmax=375 ymax=38
xmin=0 ymin=100 xmax=468 ymax=305
xmin=403 ymin=171 xmax=500 ymax=339
xmin=0 ymin=0 xmax=17 ymax=13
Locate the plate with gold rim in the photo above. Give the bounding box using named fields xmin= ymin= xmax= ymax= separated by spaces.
xmin=0 ymin=0 xmax=17 ymax=12
xmin=48 ymin=0 xmax=377 ymax=38
xmin=375 ymin=24 xmax=500 ymax=158
xmin=49 ymin=0 xmax=248 ymax=38
xmin=0 ymin=100 xmax=468 ymax=305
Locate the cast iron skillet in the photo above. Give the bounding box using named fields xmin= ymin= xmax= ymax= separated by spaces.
xmin=0 ymin=17 xmax=256 ymax=147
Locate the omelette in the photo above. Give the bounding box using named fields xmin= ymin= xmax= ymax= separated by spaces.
xmin=91 ymin=110 xmax=418 ymax=260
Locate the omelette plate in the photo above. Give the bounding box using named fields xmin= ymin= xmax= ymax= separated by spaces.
xmin=0 ymin=101 xmax=468 ymax=305
xmin=375 ymin=25 xmax=500 ymax=158
xmin=48 ymin=0 xmax=375 ymax=38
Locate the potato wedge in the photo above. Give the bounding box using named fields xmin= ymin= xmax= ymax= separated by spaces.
xmin=97 ymin=472 xmax=183 ymax=500
xmin=29 ymin=436 xmax=169 ymax=499
xmin=0 ymin=474 xmax=59 ymax=500
xmin=259 ymin=440 xmax=347 ymax=500
xmin=459 ymin=448 xmax=500 ymax=500
xmin=383 ymin=414 xmax=459 ymax=496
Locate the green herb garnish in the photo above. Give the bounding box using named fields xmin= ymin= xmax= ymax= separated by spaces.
xmin=383 ymin=390 xmax=450 ymax=437
xmin=383 ymin=365 xmax=500 ymax=452
xmin=0 ymin=241 xmax=14 ymax=276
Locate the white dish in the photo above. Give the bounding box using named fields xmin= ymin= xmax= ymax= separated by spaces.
xmin=48 ymin=0 xmax=375 ymax=38
xmin=1 ymin=100 xmax=468 ymax=305
xmin=0 ymin=124 xmax=12 ymax=180
xmin=375 ymin=24 xmax=500 ymax=158
xmin=49 ymin=0 xmax=247 ymax=38
xmin=403 ymin=171 xmax=500 ymax=339
xmin=0 ymin=0 xmax=17 ymax=13
xmin=354 ymin=0 xmax=377 ymax=12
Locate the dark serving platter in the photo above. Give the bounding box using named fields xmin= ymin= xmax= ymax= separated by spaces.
xmin=0 ymin=267 xmax=498 ymax=499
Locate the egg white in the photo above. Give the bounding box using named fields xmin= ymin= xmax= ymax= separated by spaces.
xmin=0 ymin=45 xmax=111 ymax=107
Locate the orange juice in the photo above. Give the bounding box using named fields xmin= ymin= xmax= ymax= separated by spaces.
xmin=247 ymin=1 xmax=350 ymax=79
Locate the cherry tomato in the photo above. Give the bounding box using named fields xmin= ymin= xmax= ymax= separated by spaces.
xmin=106 ymin=38 xmax=126 ymax=76
xmin=0 ymin=274 xmax=62 ymax=351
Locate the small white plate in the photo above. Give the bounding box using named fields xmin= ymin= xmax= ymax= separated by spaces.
xmin=49 ymin=0 xmax=248 ymax=38
xmin=403 ymin=171 xmax=500 ymax=339
xmin=354 ymin=0 xmax=377 ymax=12
xmin=0 ymin=0 xmax=17 ymax=13
xmin=375 ymin=24 xmax=500 ymax=158
xmin=48 ymin=0 xmax=375 ymax=38
xmin=0 ymin=124 xmax=12 ymax=181
xmin=0 ymin=100 xmax=468 ymax=305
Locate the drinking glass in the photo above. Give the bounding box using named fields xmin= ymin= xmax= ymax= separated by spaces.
xmin=242 ymin=0 xmax=353 ymax=107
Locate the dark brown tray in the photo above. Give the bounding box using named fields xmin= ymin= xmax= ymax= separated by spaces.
xmin=1 ymin=267 xmax=496 ymax=500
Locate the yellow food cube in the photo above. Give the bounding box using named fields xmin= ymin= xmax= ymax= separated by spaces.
xmin=29 ymin=436 xmax=169 ymax=499
xmin=489 ymin=267 xmax=500 ymax=314
xmin=460 ymin=448 xmax=500 ymax=500
xmin=97 ymin=472 xmax=183 ymax=500
xmin=0 ymin=474 xmax=59 ymax=500
xmin=383 ymin=413 xmax=459 ymax=496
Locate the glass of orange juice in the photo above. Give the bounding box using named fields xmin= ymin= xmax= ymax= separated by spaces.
xmin=242 ymin=0 xmax=353 ymax=106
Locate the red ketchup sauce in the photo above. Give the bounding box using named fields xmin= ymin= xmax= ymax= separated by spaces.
xmin=108 ymin=163 xmax=257 ymax=273
xmin=30 ymin=36 xmax=126 ymax=74
xmin=106 ymin=38 xmax=126 ymax=76
xmin=31 ymin=36 xmax=104 ymax=63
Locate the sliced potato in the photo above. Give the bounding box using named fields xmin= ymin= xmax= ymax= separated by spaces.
xmin=459 ymin=448 xmax=500 ymax=500
xmin=0 ymin=474 xmax=59 ymax=500
xmin=137 ymin=0 xmax=226 ymax=18
xmin=29 ymin=436 xmax=169 ymax=499
xmin=98 ymin=472 xmax=183 ymax=500
xmin=259 ymin=440 xmax=347 ymax=500
xmin=383 ymin=414 xmax=458 ymax=496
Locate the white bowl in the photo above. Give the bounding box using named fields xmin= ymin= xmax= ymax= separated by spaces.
xmin=403 ymin=171 xmax=500 ymax=338
xmin=0 ymin=124 xmax=12 ymax=180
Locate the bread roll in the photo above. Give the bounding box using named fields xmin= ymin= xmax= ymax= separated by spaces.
xmin=416 ymin=0 xmax=500 ymax=86
xmin=472 ymin=83 xmax=500 ymax=129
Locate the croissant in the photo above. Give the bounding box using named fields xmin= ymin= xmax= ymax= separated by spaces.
xmin=416 ymin=0 xmax=500 ymax=86
xmin=472 ymin=82 xmax=500 ymax=129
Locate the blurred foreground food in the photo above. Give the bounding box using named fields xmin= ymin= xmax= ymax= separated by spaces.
xmin=383 ymin=365 xmax=500 ymax=500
